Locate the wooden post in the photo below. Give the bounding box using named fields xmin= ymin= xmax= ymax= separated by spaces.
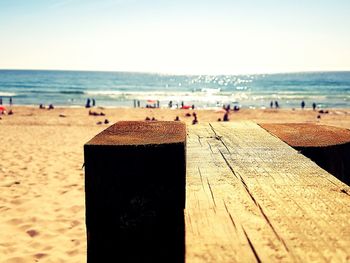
xmin=84 ymin=121 xmax=186 ymax=263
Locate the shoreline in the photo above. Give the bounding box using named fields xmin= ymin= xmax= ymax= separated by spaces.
xmin=3 ymin=105 xmax=350 ymax=110
xmin=1 ymin=103 xmax=349 ymax=110
xmin=1 ymin=106 xmax=349 ymax=129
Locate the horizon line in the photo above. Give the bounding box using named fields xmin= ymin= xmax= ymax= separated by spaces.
xmin=0 ymin=68 xmax=350 ymax=76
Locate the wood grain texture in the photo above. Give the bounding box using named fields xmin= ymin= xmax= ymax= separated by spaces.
xmin=185 ymin=122 xmax=350 ymax=263
xmin=259 ymin=123 xmax=350 ymax=147
xmin=86 ymin=121 xmax=186 ymax=146
xmin=260 ymin=123 xmax=350 ymax=186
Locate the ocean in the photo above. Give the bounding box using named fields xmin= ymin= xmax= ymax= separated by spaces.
xmin=0 ymin=70 xmax=349 ymax=109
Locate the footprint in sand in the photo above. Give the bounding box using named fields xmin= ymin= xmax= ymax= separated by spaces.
xmin=3 ymin=256 xmax=32 ymax=263
xmin=0 ymin=181 xmax=20 ymax=187
xmin=34 ymin=253 xmax=48 ymax=260
xmin=18 ymin=224 xmax=32 ymax=231
xmin=67 ymin=249 xmax=79 ymax=256
xmin=69 ymin=220 xmax=80 ymax=229
xmin=26 ymin=229 xmax=39 ymax=238
xmin=7 ymin=218 xmax=23 ymax=225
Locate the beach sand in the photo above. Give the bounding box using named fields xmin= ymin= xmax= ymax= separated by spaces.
xmin=0 ymin=106 xmax=349 ymax=262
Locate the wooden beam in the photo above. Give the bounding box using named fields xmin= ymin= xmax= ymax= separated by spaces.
xmin=84 ymin=121 xmax=186 ymax=263
xmin=259 ymin=123 xmax=350 ymax=147
xmin=186 ymin=122 xmax=350 ymax=262
xmin=260 ymin=123 xmax=350 ymax=185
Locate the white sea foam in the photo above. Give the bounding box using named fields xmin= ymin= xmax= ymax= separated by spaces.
xmin=84 ymin=89 xmax=246 ymax=104
xmin=0 ymin=92 xmax=16 ymax=97
xmin=201 ymin=88 xmax=221 ymax=94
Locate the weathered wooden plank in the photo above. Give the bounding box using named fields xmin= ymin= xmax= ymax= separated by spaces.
xmin=259 ymin=123 xmax=350 ymax=147
xmin=84 ymin=121 xmax=186 ymax=263
xmin=260 ymin=123 xmax=350 ymax=185
xmin=186 ymin=122 xmax=350 ymax=263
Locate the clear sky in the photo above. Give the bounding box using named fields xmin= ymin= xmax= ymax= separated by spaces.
xmin=0 ymin=0 xmax=350 ymax=74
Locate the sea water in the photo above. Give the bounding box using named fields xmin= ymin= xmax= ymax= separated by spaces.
xmin=0 ymin=70 xmax=349 ymax=109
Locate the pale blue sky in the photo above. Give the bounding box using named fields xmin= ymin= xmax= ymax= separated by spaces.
xmin=1 ymin=0 xmax=349 ymax=74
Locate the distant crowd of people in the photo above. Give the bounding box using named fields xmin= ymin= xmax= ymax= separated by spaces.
xmin=133 ymin=100 xmax=141 ymax=108
xmin=168 ymin=100 xmax=196 ymax=110
xmin=269 ymin=100 xmax=318 ymax=110
xmin=270 ymin=101 xmax=280 ymax=109
xmin=85 ymin=98 xmax=96 ymax=108
xmin=0 ymin=97 xmax=13 ymax=115
xmin=0 ymin=95 xmax=326 ymax=125
xmin=0 ymin=97 xmax=12 ymax=106
xmin=39 ymin=103 xmax=54 ymax=110
xmin=300 ymin=100 xmax=317 ymax=110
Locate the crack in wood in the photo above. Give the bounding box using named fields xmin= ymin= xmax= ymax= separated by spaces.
xmin=218 ymin=150 xmax=238 ymax=179
xmin=257 ymin=204 xmax=290 ymax=253
xmin=198 ymin=166 xmax=205 ymax=190
xmin=340 ymin=189 xmax=350 ymax=196
xmin=219 ymin=149 xmax=258 ymax=206
xmin=187 ymin=213 xmax=194 ymax=234
xmin=223 ymin=200 xmax=237 ymax=231
xmin=207 ymin=142 xmax=214 ymax=153
xmin=242 ymin=227 xmax=262 ymax=263
xmin=197 ymin=135 xmax=203 ymax=147
xmin=206 ymin=177 xmax=217 ymax=208
xmin=219 ymin=149 xmax=291 ymax=254
xmin=209 ymin=124 xmax=231 ymax=154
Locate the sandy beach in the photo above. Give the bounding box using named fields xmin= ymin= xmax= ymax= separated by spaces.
xmin=0 ymin=106 xmax=349 ymax=262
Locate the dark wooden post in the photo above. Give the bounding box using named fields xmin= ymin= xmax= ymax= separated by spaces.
xmin=84 ymin=121 xmax=186 ymax=263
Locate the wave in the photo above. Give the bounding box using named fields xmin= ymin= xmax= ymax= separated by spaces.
xmin=201 ymin=88 xmax=221 ymax=93
xmin=83 ymin=90 xmax=248 ymax=104
xmin=24 ymin=90 xmax=85 ymax=95
xmin=83 ymin=89 xmax=349 ymax=103
xmin=0 ymin=91 xmax=16 ymax=97
xmin=59 ymin=90 xmax=85 ymax=95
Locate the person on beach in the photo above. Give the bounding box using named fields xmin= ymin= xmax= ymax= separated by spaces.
xmin=89 ymin=110 xmax=105 ymax=116
xmin=223 ymin=111 xmax=229 ymax=121
xmin=270 ymin=101 xmax=273 ymax=108
xmin=274 ymin=101 xmax=279 ymax=108
xmin=192 ymin=112 xmax=198 ymax=125
xmin=301 ymin=101 xmax=305 ymax=109
xmin=85 ymin=98 xmax=91 ymax=108
xmin=0 ymin=98 xmax=2 ymax=105
xmin=168 ymin=101 xmax=173 ymax=108
xmin=9 ymin=97 xmax=12 ymax=106
xmin=92 ymin=99 xmax=96 ymax=107
xmin=312 ymin=102 xmax=316 ymax=111
xmin=0 ymin=104 xmax=6 ymax=113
